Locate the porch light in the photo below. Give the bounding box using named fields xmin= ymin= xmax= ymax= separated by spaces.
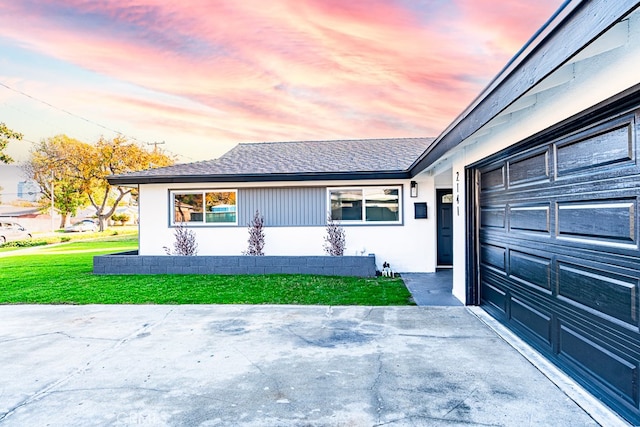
xmin=410 ymin=181 xmax=418 ymax=198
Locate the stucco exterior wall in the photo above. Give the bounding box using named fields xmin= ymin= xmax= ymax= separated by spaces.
xmin=138 ymin=177 xmax=436 ymax=273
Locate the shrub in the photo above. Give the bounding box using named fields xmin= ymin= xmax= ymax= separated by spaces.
xmin=163 ymin=223 xmax=198 ymax=256
xmin=244 ymin=210 xmax=265 ymax=256
xmin=0 ymin=240 xmax=48 ymax=248
xmin=111 ymin=213 xmax=130 ymax=225
xmin=323 ymin=214 xmax=345 ymax=256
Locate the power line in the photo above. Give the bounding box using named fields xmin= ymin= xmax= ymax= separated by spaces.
xmin=0 ymin=80 xmax=189 ymax=161
xmin=0 ymin=81 xmax=126 ymax=136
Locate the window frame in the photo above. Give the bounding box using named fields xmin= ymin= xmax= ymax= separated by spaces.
xmin=170 ymin=189 xmax=238 ymax=226
xmin=327 ymin=185 xmax=403 ymax=225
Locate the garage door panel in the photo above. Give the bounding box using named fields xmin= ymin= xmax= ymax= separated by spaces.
xmin=510 ymin=250 xmax=552 ymax=292
xmin=559 ymin=323 xmax=638 ymax=407
xmin=508 ymin=148 xmax=551 ymax=186
xmin=480 ymin=165 xmax=505 ymax=191
xmin=480 ymin=206 xmax=506 ymax=228
xmin=509 ymin=204 xmax=551 ymax=233
xmin=481 ymin=281 xmax=507 ymax=315
xmin=477 ymin=107 xmax=640 ymax=423
xmin=557 ymin=199 xmax=636 ymax=245
xmin=481 ymin=178 xmax=640 ymax=209
xmin=480 ymin=244 xmax=506 ymax=272
xmin=511 ymin=297 xmax=553 ymax=346
xmin=555 ymin=115 xmax=635 ymax=177
xmin=557 ymin=261 xmax=638 ymax=328
xmin=482 ymin=220 xmax=638 ymax=264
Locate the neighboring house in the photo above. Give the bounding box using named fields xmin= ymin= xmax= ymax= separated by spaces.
xmin=0 ymin=205 xmax=55 ymax=233
xmin=110 ymin=0 xmax=640 ymax=423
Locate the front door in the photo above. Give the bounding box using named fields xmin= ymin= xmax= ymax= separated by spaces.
xmin=436 ymin=189 xmax=453 ymax=266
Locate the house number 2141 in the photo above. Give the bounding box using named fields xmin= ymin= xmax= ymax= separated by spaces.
xmin=455 ymin=172 xmax=460 ymax=216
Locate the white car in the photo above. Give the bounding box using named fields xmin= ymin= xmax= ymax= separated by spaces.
xmin=65 ymin=219 xmax=98 ymax=233
xmin=0 ymin=222 xmax=32 ymax=244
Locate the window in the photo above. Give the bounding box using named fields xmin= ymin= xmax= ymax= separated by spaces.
xmin=172 ymin=190 xmax=237 ymax=225
xmin=329 ymin=186 xmax=401 ymax=224
xmin=330 ymin=189 xmax=363 ymax=221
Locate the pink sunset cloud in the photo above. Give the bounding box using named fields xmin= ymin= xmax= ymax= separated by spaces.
xmin=0 ymin=0 xmax=563 ymax=161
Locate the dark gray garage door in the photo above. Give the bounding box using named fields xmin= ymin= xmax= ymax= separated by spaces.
xmin=474 ymin=105 xmax=640 ymax=424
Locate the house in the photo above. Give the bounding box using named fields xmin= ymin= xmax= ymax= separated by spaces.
xmin=0 ymin=205 xmax=55 ymax=233
xmin=109 ymin=137 xmax=436 ymax=272
xmin=108 ymin=0 xmax=640 ymax=423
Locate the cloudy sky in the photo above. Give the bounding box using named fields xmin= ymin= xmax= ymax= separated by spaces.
xmin=0 ymin=0 xmax=563 ymax=163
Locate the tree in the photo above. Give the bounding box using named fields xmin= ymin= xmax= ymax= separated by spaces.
xmin=24 ymin=135 xmax=90 ymax=228
xmin=25 ymin=134 xmax=175 ymax=231
xmin=0 ymin=123 xmax=23 ymax=164
xmin=86 ymin=136 xmax=174 ymax=231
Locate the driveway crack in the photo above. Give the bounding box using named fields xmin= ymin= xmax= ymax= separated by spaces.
xmin=369 ymin=349 xmax=385 ymax=425
xmin=0 ymin=308 xmax=174 ymax=422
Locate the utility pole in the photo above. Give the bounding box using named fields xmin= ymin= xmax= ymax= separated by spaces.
xmin=146 ymin=141 xmax=165 ymax=152
xmin=50 ymin=171 xmax=55 ymax=233
xmin=146 ymin=141 xmax=165 ymax=169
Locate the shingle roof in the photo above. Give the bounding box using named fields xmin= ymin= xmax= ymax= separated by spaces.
xmin=109 ymin=138 xmax=434 ymax=185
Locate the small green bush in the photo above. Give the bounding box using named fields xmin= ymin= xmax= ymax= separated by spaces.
xmin=111 ymin=213 xmax=130 ymax=225
xmin=0 ymin=240 xmax=48 ymax=248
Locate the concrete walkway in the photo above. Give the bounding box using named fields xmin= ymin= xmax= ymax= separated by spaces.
xmin=0 ymin=305 xmax=618 ymax=426
xmin=401 ymin=270 xmax=462 ymax=306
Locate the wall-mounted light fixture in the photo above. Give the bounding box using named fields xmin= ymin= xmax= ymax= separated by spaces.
xmin=410 ymin=181 xmax=418 ymax=198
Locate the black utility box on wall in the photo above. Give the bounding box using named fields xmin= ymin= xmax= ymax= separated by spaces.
xmin=414 ymin=202 xmax=427 ymax=219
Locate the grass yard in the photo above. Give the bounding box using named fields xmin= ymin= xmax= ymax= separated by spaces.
xmin=0 ymin=235 xmax=414 ymax=305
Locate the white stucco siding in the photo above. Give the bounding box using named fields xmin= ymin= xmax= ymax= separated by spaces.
xmin=137 ymin=178 xmax=436 ymax=273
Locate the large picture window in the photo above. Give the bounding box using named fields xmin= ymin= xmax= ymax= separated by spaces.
xmin=329 ymin=186 xmax=401 ymax=224
xmin=172 ymin=190 xmax=237 ymax=225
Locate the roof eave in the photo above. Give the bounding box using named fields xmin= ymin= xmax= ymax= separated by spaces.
xmin=107 ymin=170 xmax=412 ymax=186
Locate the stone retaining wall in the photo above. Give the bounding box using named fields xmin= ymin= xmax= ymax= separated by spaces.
xmin=93 ymin=252 xmax=376 ymax=277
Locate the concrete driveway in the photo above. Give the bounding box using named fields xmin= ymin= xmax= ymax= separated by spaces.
xmin=0 ymin=305 xmax=604 ymax=426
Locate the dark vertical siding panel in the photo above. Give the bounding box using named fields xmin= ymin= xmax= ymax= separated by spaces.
xmin=238 ymin=187 xmax=325 ymax=226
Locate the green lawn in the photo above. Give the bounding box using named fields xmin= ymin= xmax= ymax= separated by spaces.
xmin=0 ymin=236 xmax=414 ymax=305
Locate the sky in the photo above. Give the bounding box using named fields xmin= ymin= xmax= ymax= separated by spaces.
xmin=0 ymin=0 xmax=564 ymax=164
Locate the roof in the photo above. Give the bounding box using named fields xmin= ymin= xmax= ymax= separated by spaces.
xmin=108 ymin=138 xmax=434 ymax=185
xmin=0 ymin=205 xmax=41 ymax=218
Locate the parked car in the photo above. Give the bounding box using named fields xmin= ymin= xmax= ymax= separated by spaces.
xmin=0 ymin=222 xmax=32 ymax=244
xmin=65 ymin=219 xmax=98 ymax=233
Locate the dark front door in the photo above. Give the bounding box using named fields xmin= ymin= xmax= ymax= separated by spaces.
xmin=437 ymin=189 xmax=453 ymax=266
